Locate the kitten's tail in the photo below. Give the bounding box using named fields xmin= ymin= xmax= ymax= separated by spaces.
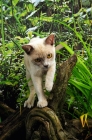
xmin=55 ymin=42 xmax=67 ymax=51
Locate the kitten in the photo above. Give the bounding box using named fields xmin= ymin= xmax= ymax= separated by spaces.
xmin=22 ymin=34 xmax=56 ymax=108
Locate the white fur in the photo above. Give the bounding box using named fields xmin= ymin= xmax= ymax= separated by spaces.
xmin=23 ymin=34 xmax=56 ymax=108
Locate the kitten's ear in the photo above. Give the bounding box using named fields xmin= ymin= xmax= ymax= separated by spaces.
xmin=45 ymin=34 xmax=55 ymax=45
xmin=22 ymin=45 xmax=33 ymax=55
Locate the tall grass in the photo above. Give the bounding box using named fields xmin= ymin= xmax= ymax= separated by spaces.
xmin=60 ymin=25 xmax=92 ymax=118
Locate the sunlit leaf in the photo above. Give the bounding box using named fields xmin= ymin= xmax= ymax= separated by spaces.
xmin=40 ymin=16 xmax=53 ymax=22
xmin=26 ymin=10 xmax=38 ymax=19
xmin=80 ymin=114 xmax=88 ymax=127
xmin=12 ymin=0 xmax=19 ymax=6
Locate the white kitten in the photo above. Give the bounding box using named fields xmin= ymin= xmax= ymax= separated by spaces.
xmin=22 ymin=34 xmax=56 ymax=108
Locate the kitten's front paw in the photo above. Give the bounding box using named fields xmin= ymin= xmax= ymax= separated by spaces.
xmin=37 ymin=99 xmax=48 ymax=108
xmin=45 ymin=81 xmax=53 ymax=91
xmin=24 ymin=97 xmax=35 ymax=108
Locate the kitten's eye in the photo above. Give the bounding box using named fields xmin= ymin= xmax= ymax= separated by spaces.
xmin=47 ymin=53 xmax=52 ymax=59
xmin=35 ymin=58 xmax=41 ymax=62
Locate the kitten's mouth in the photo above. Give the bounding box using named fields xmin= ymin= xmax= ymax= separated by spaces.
xmin=43 ymin=67 xmax=48 ymax=70
xmin=43 ymin=66 xmax=49 ymax=71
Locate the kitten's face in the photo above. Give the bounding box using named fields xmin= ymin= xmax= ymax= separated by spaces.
xmin=30 ymin=45 xmax=55 ymax=70
xmin=22 ymin=34 xmax=55 ymax=70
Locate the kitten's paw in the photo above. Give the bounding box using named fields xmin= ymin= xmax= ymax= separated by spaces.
xmin=45 ymin=82 xmax=53 ymax=91
xmin=37 ymin=99 xmax=48 ymax=108
xmin=24 ymin=96 xmax=35 ymax=108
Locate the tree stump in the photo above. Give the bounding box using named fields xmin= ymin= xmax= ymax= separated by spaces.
xmin=25 ymin=107 xmax=66 ymax=140
xmin=0 ymin=54 xmax=77 ymax=140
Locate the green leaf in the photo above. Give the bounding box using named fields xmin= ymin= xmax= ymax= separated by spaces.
xmin=6 ymin=42 xmax=14 ymax=49
xmin=40 ymin=16 xmax=53 ymax=22
xmin=12 ymin=0 xmax=19 ymax=6
xmin=0 ymin=81 xmax=13 ymax=86
xmin=61 ymin=42 xmax=74 ymax=55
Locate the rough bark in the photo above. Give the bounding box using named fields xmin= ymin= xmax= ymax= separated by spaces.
xmin=25 ymin=107 xmax=67 ymax=140
xmin=49 ymin=54 xmax=77 ymax=113
xmin=0 ymin=108 xmax=29 ymax=140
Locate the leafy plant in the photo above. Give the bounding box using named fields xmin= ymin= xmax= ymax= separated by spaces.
xmin=60 ymin=30 xmax=92 ymax=118
xmin=0 ymin=37 xmax=29 ymax=108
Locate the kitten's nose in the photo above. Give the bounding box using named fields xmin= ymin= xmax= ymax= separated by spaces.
xmin=44 ymin=65 xmax=48 ymax=68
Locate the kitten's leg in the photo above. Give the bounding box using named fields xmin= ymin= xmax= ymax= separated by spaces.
xmin=45 ymin=63 xmax=56 ymax=91
xmin=32 ymin=75 xmax=48 ymax=108
xmin=24 ymin=70 xmax=35 ymax=108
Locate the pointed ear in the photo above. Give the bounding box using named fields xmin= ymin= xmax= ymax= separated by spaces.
xmin=22 ymin=45 xmax=33 ymax=55
xmin=45 ymin=34 xmax=55 ymax=45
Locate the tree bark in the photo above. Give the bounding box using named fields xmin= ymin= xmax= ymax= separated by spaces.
xmin=0 ymin=108 xmax=29 ymax=140
xmin=25 ymin=107 xmax=67 ymax=140
xmin=49 ymin=54 xmax=77 ymax=113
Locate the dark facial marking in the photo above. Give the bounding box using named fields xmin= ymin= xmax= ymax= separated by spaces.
xmin=35 ymin=58 xmax=43 ymax=62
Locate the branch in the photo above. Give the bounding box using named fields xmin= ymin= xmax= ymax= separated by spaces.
xmin=49 ymin=54 xmax=77 ymax=112
xmin=0 ymin=102 xmax=15 ymax=119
